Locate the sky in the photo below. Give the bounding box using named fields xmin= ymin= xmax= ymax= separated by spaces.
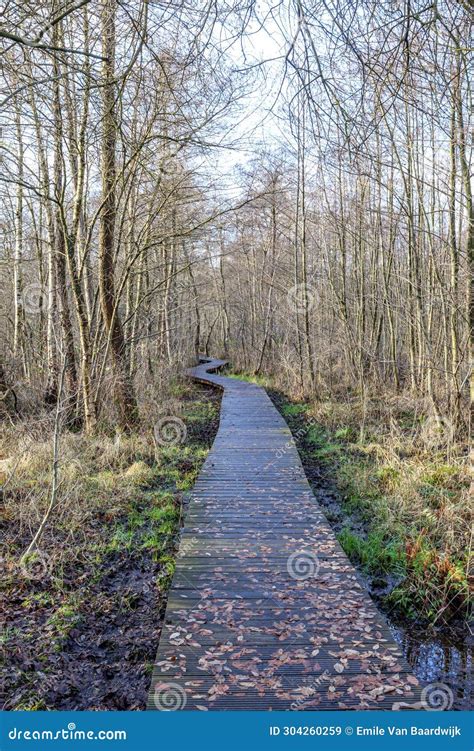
xmin=199 ymin=4 xmax=299 ymax=197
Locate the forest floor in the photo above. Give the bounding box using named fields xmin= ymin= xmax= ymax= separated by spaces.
xmin=1 ymin=381 xmax=220 ymax=710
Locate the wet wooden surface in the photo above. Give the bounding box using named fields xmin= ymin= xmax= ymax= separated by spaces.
xmin=148 ymin=358 xmax=421 ymax=710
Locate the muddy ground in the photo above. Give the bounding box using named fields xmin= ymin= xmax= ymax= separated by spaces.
xmin=1 ymin=383 xmax=220 ymax=710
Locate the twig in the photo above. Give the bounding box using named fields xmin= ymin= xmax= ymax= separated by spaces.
xmin=20 ymin=358 xmax=66 ymax=561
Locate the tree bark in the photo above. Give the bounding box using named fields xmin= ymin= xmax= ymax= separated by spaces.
xmin=98 ymin=0 xmax=138 ymax=430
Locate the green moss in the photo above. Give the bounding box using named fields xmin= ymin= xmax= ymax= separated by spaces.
xmin=107 ymin=526 xmax=135 ymax=552
xmin=21 ymin=592 xmax=53 ymax=609
xmin=146 ymin=503 xmax=177 ymax=523
xmin=46 ymin=598 xmax=82 ymax=641
xmin=168 ymin=379 xmax=187 ymax=398
xmin=186 ymin=399 xmax=219 ymax=423
xmin=158 ymin=554 xmax=176 ymax=577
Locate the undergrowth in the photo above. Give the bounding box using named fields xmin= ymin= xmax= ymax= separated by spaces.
xmin=0 ymin=379 xmax=220 ymax=709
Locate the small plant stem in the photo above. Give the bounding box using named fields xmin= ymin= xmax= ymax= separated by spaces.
xmin=20 ymin=359 xmax=66 ymax=561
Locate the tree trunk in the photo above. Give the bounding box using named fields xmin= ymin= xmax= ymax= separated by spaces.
xmin=98 ymin=0 xmax=138 ymax=430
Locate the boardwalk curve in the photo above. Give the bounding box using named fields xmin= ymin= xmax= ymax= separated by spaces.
xmin=148 ymin=358 xmax=422 ymax=710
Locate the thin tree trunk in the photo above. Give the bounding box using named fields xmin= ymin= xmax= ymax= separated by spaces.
xmin=98 ymin=0 xmax=138 ymax=430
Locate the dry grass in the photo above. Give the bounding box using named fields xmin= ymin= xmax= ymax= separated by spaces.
xmin=0 ymin=376 xmax=218 ymax=579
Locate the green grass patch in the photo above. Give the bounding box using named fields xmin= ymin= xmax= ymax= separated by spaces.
xmin=227 ymin=371 xmax=271 ymax=387
xmin=46 ymin=597 xmax=83 ymax=644
xmin=337 ymin=528 xmax=405 ymax=575
xmin=281 ymin=402 xmax=311 ymax=417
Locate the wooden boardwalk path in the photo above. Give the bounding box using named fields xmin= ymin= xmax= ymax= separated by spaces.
xmin=148 ymin=358 xmax=421 ymax=711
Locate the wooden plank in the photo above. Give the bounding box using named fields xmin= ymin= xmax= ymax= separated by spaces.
xmin=148 ymin=358 xmax=422 ymax=711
